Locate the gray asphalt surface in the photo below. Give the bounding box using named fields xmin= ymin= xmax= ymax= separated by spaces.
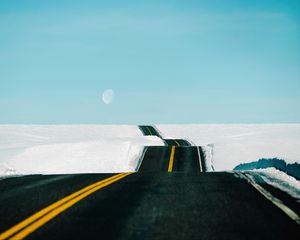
xmin=0 ymin=172 xmax=299 ymax=239
xmin=138 ymin=146 xmax=202 ymax=172
xmin=137 ymin=125 xmax=203 ymax=172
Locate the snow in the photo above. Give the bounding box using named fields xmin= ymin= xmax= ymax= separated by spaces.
xmin=243 ymin=168 xmax=300 ymax=202
xmin=2 ymin=124 xmax=300 ymax=179
xmin=156 ymin=124 xmax=300 ymax=171
xmin=201 ymin=144 xmax=214 ymax=171
xmin=0 ymin=125 xmax=164 ymax=176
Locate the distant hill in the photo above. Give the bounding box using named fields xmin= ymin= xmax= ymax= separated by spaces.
xmin=234 ymin=158 xmax=300 ymax=180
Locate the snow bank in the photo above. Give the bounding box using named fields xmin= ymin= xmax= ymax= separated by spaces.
xmin=156 ymin=124 xmax=300 ymax=171
xmin=2 ymin=124 xmax=300 ymax=176
xmin=201 ymin=144 xmax=215 ymax=171
xmin=245 ymin=168 xmax=300 ymax=202
xmin=0 ymin=125 xmax=164 ymax=176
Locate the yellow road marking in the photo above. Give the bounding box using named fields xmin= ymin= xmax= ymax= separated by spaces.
xmin=174 ymin=140 xmax=180 ymax=146
xmin=168 ymin=146 xmax=176 ymax=172
xmin=0 ymin=173 xmax=132 ymax=240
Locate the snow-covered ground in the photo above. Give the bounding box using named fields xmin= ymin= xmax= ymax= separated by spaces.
xmin=0 ymin=125 xmax=164 ymax=176
xmin=1 ymin=124 xmax=299 ymax=201
xmin=1 ymin=124 xmax=300 ymax=179
xmin=157 ymin=124 xmax=300 ymax=171
xmin=244 ymin=168 xmax=300 ymax=202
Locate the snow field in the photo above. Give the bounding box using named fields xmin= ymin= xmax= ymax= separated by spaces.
xmin=0 ymin=125 xmax=164 ymax=176
xmin=157 ymin=124 xmax=300 ymax=171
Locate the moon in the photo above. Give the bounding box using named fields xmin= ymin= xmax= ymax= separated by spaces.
xmin=102 ymin=89 xmax=114 ymax=104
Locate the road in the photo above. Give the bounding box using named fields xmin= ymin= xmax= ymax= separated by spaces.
xmin=138 ymin=125 xmax=191 ymax=146
xmin=1 ymin=172 xmax=299 ymax=240
xmin=138 ymin=146 xmax=203 ymax=172
xmin=0 ymin=125 xmax=299 ymax=239
xmin=137 ymin=125 xmax=204 ymax=172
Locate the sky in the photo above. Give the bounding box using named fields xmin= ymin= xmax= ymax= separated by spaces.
xmin=0 ymin=0 xmax=300 ymax=124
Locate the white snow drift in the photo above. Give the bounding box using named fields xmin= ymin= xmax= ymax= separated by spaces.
xmin=1 ymin=124 xmax=300 ymax=179
xmin=0 ymin=125 xmax=164 ymax=176
xmin=157 ymin=124 xmax=300 ymax=171
xmin=247 ymin=168 xmax=300 ymax=202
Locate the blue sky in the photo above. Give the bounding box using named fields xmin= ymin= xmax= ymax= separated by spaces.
xmin=0 ymin=0 xmax=300 ymax=124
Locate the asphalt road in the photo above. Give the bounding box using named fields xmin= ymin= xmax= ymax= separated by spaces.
xmin=138 ymin=125 xmax=191 ymax=146
xmin=0 ymin=125 xmax=299 ymax=239
xmin=138 ymin=146 xmax=202 ymax=172
xmin=0 ymin=172 xmax=299 ymax=240
xmin=138 ymin=125 xmax=163 ymax=137
xmin=137 ymin=125 xmax=204 ymax=172
xmin=164 ymin=139 xmax=191 ymax=147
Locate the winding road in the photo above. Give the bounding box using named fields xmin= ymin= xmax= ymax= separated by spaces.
xmin=137 ymin=125 xmax=204 ymax=172
xmin=0 ymin=126 xmax=299 ymax=239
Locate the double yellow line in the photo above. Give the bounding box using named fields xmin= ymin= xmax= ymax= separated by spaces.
xmin=168 ymin=146 xmax=176 ymax=172
xmin=0 ymin=173 xmax=132 ymax=240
